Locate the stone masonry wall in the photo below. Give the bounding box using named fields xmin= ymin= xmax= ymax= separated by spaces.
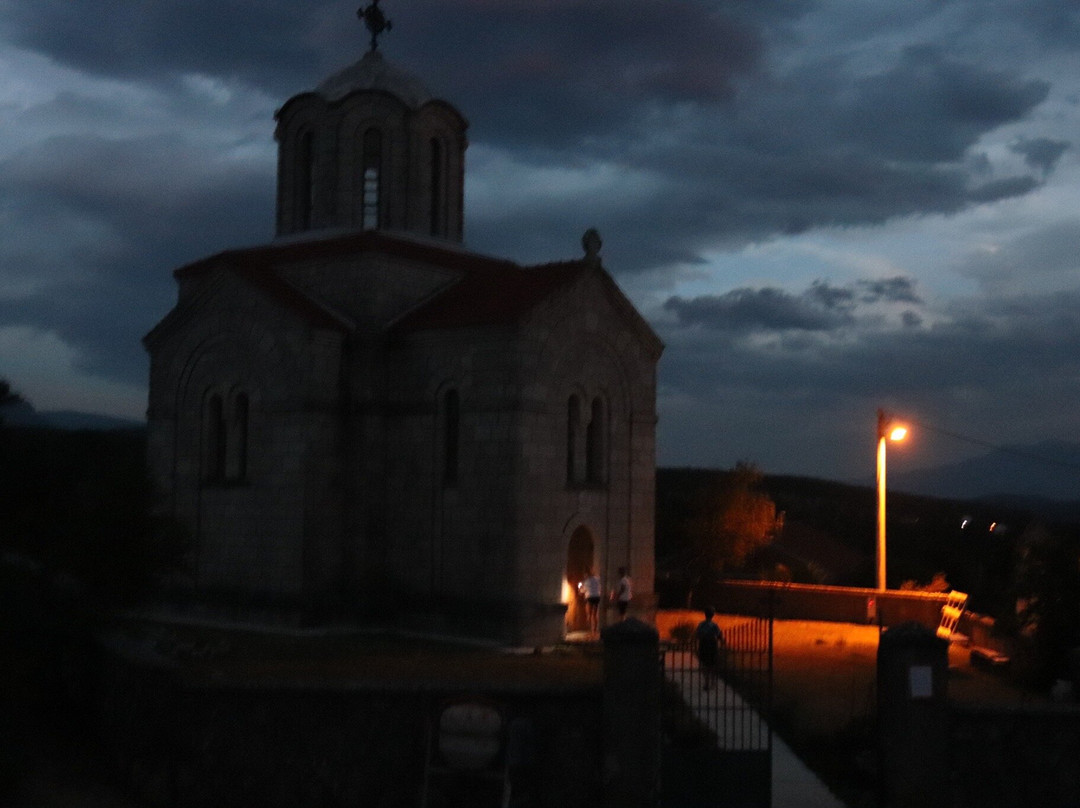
xmin=516 ymin=269 xmax=659 ymax=621
xmin=146 ymin=267 xmax=350 ymax=603
xmin=92 ymin=640 xmax=604 ymax=808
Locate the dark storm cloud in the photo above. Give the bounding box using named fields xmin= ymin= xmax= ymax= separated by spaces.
xmin=821 ymin=46 xmax=1049 ymax=163
xmin=664 ymin=286 xmax=853 ymax=333
xmin=1 ymin=0 xmax=779 ymax=119
xmin=0 ymin=133 xmax=273 ymax=381
xmin=856 ymin=277 xmax=922 ymax=305
xmin=447 ymin=30 xmax=1054 ymax=273
xmin=806 ymin=281 xmax=855 ymax=311
xmin=658 ymin=289 xmax=1080 ymax=417
xmin=2 ymin=0 xmax=1061 ymax=278
xmin=2 ymin=134 xmax=273 ymax=262
xmin=955 ymin=219 xmax=1080 ymax=292
xmin=663 ymin=275 xmax=922 ymax=334
xmin=997 ymin=1 xmax=1080 ymax=50
xmin=1 ymin=0 xmax=1076 ymax=457
xmin=1010 ymin=137 xmax=1071 ymax=174
xmin=376 ymin=0 xmax=798 ymax=160
xmin=901 ymin=311 xmax=923 ymax=329
xmin=655 ymin=292 xmax=1080 ymax=476
xmin=0 ymin=0 xmax=336 ymax=94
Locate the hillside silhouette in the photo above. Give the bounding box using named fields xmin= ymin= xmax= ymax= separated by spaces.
xmin=657 ymin=467 xmax=1053 ymax=617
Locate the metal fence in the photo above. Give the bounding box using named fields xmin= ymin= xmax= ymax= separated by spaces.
xmin=663 ymin=609 xmax=774 ymax=807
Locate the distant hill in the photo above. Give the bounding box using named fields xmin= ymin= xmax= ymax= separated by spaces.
xmin=657 ymin=467 xmax=1053 ymax=613
xmin=2 ymin=401 xmax=144 ymax=431
xmin=890 ymin=439 xmax=1080 ymax=514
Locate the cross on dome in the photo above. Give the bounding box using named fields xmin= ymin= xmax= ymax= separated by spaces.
xmin=358 ymin=1 xmax=392 ymax=52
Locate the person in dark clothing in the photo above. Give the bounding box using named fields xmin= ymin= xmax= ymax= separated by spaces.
xmin=694 ymin=607 xmax=723 ymax=690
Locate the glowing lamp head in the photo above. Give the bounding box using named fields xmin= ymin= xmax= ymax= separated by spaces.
xmin=878 ymin=409 xmax=909 ymax=442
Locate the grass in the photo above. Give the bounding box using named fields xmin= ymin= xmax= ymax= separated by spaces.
xmin=108 ymin=617 xmax=605 ymax=688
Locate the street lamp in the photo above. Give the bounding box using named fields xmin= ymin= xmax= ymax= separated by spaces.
xmin=876 ymin=409 xmax=908 ymax=592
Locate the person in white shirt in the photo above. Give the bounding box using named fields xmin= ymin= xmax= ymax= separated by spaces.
xmin=613 ymin=567 xmax=632 ymax=619
xmin=581 ymin=571 xmax=602 ymax=634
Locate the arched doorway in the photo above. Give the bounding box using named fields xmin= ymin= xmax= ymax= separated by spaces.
xmin=565 ymin=526 xmax=595 ymax=633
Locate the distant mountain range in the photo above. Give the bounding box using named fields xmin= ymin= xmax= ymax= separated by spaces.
xmin=889 ymin=439 xmax=1080 ymax=514
xmin=5 ymin=402 xmax=1079 ymax=515
xmin=1 ymin=401 xmax=144 ymax=431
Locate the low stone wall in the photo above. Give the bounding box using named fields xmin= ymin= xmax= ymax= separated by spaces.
xmin=91 ymin=637 xmax=604 ymax=808
xmin=713 ymin=580 xmax=949 ymax=627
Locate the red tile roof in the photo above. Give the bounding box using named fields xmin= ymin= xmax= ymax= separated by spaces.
xmin=389 ymin=259 xmax=591 ymax=333
xmin=173 ymin=229 xmax=594 ymax=334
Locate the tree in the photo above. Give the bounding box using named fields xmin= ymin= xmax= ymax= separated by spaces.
xmin=684 ymin=462 xmax=783 ymax=600
xmin=0 ymin=428 xmax=189 ymax=608
xmin=1009 ymin=522 xmax=1080 ymax=685
xmin=0 ymin=378 xmax=24 ymax=425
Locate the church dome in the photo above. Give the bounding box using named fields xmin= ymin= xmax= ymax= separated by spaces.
xmin=315 ymin=50 xmax=434 ymax=108
xmin=275 ymin=5 xmax=467 ymax=242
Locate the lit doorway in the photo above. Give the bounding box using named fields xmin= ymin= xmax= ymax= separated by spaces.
xmin=565 ymin=526 xmax=595 ymax=633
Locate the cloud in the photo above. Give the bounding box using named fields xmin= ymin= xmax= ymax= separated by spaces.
xmin=0 ymin=0 xmax=335 ymax=95
xmin=0 ymin=324 xmax=146 ymax=417
xmin=856 ymin=277 xmax=922 ymax=305
xmin=662 ymin=274 xmax=923 ymax=335
xmin=1 ymin=2 xmax=1062 ymax=279
xmin=0 ymin=131 xmax=274 ymax=382
xmin=656 ymin=284 xmax=1080 ymax=473
xmin=664 ymin=287 xmax=852 ymax=333
xmin=1010 ymin=137 xmax=1071 ymax=174
xmin=826 ymin=45 xmax=1049 ymax=163
xmin=0 ymin=0 xmax=1077 ymax=480
xmin=954 ymin=218 xmax=1080 ymax=295
xmin=459 ymin=23 xmax=1058 ymax=274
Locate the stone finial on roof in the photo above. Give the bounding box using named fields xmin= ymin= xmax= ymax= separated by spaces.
xmin=582 ymin=228 xmax=602 ymax=264
xmin=358 ymin=1 xmax=392 ymax=52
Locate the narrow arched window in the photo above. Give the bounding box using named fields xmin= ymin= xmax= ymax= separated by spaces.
xmin=567 ymin=395 xmax=581 ymax=485
xmin=585 ymin=397 xmax=605 ymax=485
xmin=229 ymin=393 xmax=249 ymax=482
xmin=362 ymin=128 xmax=382 ymax=229
xmin=297 ymin=130 xmax=315 ymax=230
xmin=429 ymin=137 xmax=443 ymax=236
xmin=443 ymin=389 xmax=459 ymax=486
xmin=205 ymin=394 xmax=226 ymax=483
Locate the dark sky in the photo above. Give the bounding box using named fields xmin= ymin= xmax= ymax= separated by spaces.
xmin=1 ymin=0 xmax=1078 ymax=482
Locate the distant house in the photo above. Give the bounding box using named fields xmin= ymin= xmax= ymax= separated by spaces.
xmin=143 ymin=29 xmax=662 ymax=645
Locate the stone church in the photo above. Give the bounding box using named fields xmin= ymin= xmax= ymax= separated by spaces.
xmin=143 ymin=7 xmax=662 ymax=645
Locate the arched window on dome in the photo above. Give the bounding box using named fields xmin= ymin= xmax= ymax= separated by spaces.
xmin=429 ymin=137 xmax=443 ymax=237
xmin=362 ymin=128 xmax=382 ymax=230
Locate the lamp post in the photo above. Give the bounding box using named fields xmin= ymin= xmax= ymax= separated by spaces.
xmin=876 ymin=409 xmax=908 ymax=592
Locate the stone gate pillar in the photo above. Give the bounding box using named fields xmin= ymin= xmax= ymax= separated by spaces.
xmin=601 ymin=617 xmax=661 ymax=808
xmin=877 ymin=621 xmax=950 ymax=808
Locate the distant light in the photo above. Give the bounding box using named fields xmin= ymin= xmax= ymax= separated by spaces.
xmin=888 ymin=426 xmax=908 ymax=442
xmin=961 ymin=518 xmax=969 ymax=529
xmin=989 ymin=522 xmax=997 ymax=533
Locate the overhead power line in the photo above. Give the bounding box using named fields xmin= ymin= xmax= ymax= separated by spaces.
xmin=906 ymin=418 xmax=1080 ymax=475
